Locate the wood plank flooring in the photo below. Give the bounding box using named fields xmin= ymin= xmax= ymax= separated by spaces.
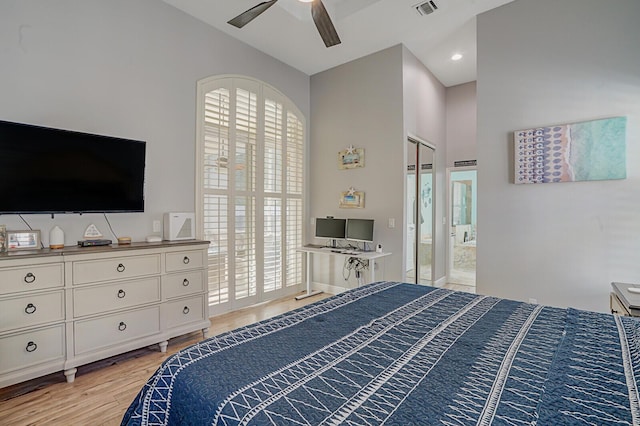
xmin=0 ymin=292 xmax=330 ymax=426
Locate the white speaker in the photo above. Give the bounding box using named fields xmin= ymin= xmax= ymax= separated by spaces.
xmin=163 ymin=212 xmax=195 ymax=241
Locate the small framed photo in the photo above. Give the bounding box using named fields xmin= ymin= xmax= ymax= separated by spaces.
xmin=7 ymin=230 xmax=41 ymax=251
xmin=339 ymin=191 xmax=365 ymax=209
xmin=338 ymin=147 xmax=365 ymax=170
xmin=0 ymin=225 xmax=6 ymax=253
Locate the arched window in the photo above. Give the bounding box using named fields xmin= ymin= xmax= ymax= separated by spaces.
xmin=196 ymin=76 xmax=305 ymax=313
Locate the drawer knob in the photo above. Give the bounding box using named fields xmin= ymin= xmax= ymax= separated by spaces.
xmin=117 ymin=289 xmax=126 ymax=299
xmin=116 ymin=263 xmax=126 ymax=272
xmin=183 ymin=306 xmax=190 ymax=315
xmin=183 ymin=256 xmax=190 ymax=264
xmin=24 ymin=272 xmax=36 ymax=284
xmin=182 ymin=278 xmax=190 ymax=287
xmin=25 ymin=303 xmax=37 ymax=314
xmin=118 ymin=321 xmax=127 ymax=331
xmin=26 ymin=341 xmax=38 ymax=353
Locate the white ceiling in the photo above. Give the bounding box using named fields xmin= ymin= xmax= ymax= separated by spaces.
xmin=162 ymin=0 xmax=514 ymax=87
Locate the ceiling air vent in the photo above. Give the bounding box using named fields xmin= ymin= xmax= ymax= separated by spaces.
xmin=414 ymin=0 xmax=439 ymax=16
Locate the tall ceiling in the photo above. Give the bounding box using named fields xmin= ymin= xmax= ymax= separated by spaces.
xmin=162 ymin=0 xmax=514 ymax=87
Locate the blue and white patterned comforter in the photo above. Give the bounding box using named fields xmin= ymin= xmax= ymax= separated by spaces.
xmin=122 ymin=282 xmax=640 ymax=425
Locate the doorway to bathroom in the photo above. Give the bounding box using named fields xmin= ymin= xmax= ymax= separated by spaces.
xmin=448 ymin=168 xmax=476 ymax=290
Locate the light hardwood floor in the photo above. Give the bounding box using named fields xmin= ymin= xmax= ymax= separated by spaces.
xmin=0 ymin=292 xmax=330 ymax=426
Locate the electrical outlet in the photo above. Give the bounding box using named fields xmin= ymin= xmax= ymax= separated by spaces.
xmin=153 ymin=220 xmax=161 ymax=233
xmin=528 ymin=298 xmax=537 ymax=304
xmin=388 ymin=218 xmax=395 ymax=228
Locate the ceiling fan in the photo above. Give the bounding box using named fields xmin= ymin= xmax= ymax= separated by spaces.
xmin=228 ymin=0 xmax=341 ymax=48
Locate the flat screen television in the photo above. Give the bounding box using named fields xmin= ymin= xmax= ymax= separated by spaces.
xmin=315 ymin=218 xmax=346 ymax=245
xmin=345 ymin=218 xmax=374 ymax=243
xmin=0 ymin=120 xmax=146 ymax=214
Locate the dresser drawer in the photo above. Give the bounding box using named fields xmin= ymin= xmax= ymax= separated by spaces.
xmin=165 ymin=250 xmax=205 ymax=272
xmin=74 ymin=306 xmax=161 ymax=355
xmin=0 ymin=325 xmax=65 ymax=375
xmin=0 ymin=264 xmax=64 ymax=296
xmin=73 ymin=277 xmax=161 ymax=318
xmin=0 ymin=291 xmax=64 ymax=333
xmin=162 ymin=295 xmax=206 ymax=330
xmin=72 ymin=254 xmax=161 ymax=284
xmin=162 ymin=270 xmax=205 ymax=299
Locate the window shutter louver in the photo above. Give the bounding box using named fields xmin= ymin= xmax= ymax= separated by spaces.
xmin=198 ymin=77 xmax=305 ymax=312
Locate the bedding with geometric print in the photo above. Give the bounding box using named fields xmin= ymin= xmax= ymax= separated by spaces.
xmin=121 ymin=281 xmax=640 ymax=425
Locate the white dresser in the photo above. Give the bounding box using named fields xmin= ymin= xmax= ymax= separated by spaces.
xmin=0 ymin=240 xmax=210 ymax=388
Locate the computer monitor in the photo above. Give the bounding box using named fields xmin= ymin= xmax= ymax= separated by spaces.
xmin=346 ymin=218 xmax=374 ymax=243
xmin=315 ymin=218 xmax=346 ymax=247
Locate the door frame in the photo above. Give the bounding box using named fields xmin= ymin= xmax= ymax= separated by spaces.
xmin=446 ymin=166 xmax=477 ymax=286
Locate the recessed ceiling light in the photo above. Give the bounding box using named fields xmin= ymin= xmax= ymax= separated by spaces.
xmin=298 ymin=0 xmax=314 ymax=3
xmin=451 ymin=53 xmax=463 ymax=61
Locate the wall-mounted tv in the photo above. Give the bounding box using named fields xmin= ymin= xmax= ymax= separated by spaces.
xmin=0 ymin=120 xmax=146 ymax=214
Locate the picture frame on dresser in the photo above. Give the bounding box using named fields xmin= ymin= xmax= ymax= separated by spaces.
xmin=0 ymin=224 xmax=6 ymax=252
xmin=7 ymin=230 xmax=41 ymax=251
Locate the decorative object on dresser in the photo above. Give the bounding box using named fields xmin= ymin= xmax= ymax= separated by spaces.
xmin=0 ymin=240 xmax=210 ymax=389
xmin=49 ymin=225 xmax=65 ymax=249
xmin=0 ymin=224 xmax=6 ymax=252
xmin=117 ymin=236 xmax=132 ymax=245
xmin=163 ymin=212 xmax=195 ymax=241
xmin=6 ymin=230 xmax=41 ymax=251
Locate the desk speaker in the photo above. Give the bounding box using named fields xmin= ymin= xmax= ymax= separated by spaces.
xmin=163 ymin=212 xmax=195 ymax=241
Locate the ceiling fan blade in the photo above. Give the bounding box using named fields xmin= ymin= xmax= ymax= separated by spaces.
xmin=227 ymin=0 xmax=279 ymax=28
xmin=311 ymin=0 xmax=341 ymax=48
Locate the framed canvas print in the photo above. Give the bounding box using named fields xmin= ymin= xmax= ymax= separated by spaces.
xmin=514 ymin=117 xmax=626 ymax=184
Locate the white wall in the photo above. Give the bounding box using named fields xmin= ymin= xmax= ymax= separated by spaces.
xmin=446 ymin=82 xmax=477 ymax=167
xmin=309 ymin=45 xmax=405 ymax=288
xmin=477 ymin=0 xmax=640 ymax=312
xmin=402 ymin=47 xmax=447 ymax=283
xmin=0 ymin=0 xmax=309 ymax=245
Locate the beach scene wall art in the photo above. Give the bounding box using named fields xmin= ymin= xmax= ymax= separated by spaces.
xmin=514 ymin=117 xmax=626 ymax=184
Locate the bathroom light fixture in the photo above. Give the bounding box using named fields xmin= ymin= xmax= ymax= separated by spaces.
xmin=451 ymin=53 xmax=463 ymax=61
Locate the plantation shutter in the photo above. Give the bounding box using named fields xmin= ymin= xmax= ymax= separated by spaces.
xmin=197 ymin=77 xmax=305 ymax=312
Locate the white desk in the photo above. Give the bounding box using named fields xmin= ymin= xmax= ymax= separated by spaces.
xmin=296 ymin=246 xmax=391 ymax=300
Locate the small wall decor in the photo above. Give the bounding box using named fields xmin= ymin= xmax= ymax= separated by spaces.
xmin=7 ymin=230 xmax=41 ymax=251
xmin=339 ymin=187 xmax=365 ymax=209
xmin=514 ymin=116 xmax=626 ymax=184
xmin=338 ymin=145 xmax=365 ymax=169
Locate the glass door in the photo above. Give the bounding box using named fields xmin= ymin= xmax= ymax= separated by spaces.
xmin=406 ymin=138 xmax=435 ymax=285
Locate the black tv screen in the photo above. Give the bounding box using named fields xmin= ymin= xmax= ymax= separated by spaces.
xmin=0 ymin=120 xmax=145 ymax=214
